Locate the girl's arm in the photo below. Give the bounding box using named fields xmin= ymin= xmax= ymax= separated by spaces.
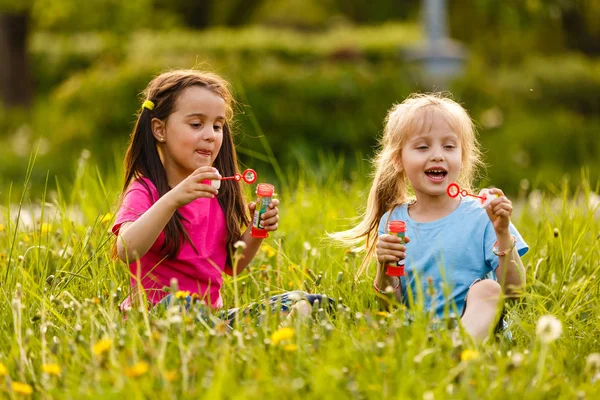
xmin=486 ymin=188 xmax=526 ymax=296
xmin=116 ymin=167 xmax=220 ymax=262
xmin=374 ymin=234 xmax=410 ymax=305
xmin=227 ymin=199 xmax=280 ymax=275
xmin=494 ymin=230 xmax=526 ymax=296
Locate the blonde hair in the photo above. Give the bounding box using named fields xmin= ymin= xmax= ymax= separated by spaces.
xmin=330 ymin=93 xmax=484 ymax=277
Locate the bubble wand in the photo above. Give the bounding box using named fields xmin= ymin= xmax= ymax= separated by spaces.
xmin=210 ymin=168 xmax=257 ymax=189
xmin=446 ymin=183 xmax=498 ymax=208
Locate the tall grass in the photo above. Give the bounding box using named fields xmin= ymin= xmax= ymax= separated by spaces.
xmin=0 ymin=155 xmax=598 ymax=398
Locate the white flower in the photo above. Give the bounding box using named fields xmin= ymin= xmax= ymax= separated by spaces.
xmin=233 ymin=241 xmax=247 ymax=250
xmin=536 ymin=314 xmax=562 ymax=343
xmin=585 ymin=353 xmax=600 ymax=373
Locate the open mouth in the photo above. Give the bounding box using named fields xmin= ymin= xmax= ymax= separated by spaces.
xmin=425 ymin=168 xmax=448 ymax=182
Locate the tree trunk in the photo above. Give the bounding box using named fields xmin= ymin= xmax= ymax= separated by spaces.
xmin=0 ymin=12 xmax=33 ymax=109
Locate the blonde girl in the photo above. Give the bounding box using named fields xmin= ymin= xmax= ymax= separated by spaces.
xmin=333 ymin=93 xmax=528 ymax=341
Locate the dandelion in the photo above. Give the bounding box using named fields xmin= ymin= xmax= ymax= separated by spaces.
xmin=261 ymin=244 xmax=276 ymax=257
xmin=41 ymin=363 xmax=62 ymax=376
xmin=0 ymin=223 xmax=5 ymax=232
xmin=175 ymin=290 xmax=190 ymax=299
xmin=460 ymin=349 xmax=480 ymax=361
xmin=536 ymin=315 xmax=562 ymax=343
xmin=12 ymin=382 xmax=33 ymax=395
xmin=585 ymin=353 xmax=600 ymax=373
xmin=233 ymin=240 xmax=247 ymax=250
xmin=125 ymin=361 xmax=149 ymax=378
xmin=271 ymin=327 xmax=294 ymax=345
xmin=284 ymin=344 xmax=298 ymax=352
xmin=510 ymin=352 xmax=524 ymax=368
xmin=101 ymin=213 xmax=113 ymax=225
xmin=40 ymin=223 xmax=52 ymax=234
xmin=165 ymin=370 xmax=178 ymax=382
xmin=92 ymin=338 xmax=112 ymax=356
xmin=0 ymin=362 xmax=7 ymax=376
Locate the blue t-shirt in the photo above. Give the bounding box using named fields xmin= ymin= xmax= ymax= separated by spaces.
xmin=378 ymin=198 xmax=529 ymax=318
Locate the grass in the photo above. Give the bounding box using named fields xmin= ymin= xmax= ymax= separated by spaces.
xmin=0 ymin=154 xmax=599 ymax=399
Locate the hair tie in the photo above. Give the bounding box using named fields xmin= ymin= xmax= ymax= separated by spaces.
xmin=142 ymin=100 xmax=155 ymax=111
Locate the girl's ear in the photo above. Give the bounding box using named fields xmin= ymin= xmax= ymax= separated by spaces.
xmin=151 ymin=118 xmax=166 ymax=142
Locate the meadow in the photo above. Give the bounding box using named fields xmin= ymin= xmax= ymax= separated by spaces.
xmin=0 ymin=153 xmax=599 ymax=399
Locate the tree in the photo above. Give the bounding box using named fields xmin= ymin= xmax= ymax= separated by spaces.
xmin=0 ymin=2 xmax=32 ymax=109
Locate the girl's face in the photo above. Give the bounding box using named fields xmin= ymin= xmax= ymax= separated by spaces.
xmin=153 ymin=86 xmax=226 ymax=185
xmin=400 ymin=112 xmax=462 ymax=201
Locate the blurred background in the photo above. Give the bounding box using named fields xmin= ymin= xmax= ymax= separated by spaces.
xmin=0 ymin=0 xmax=598 ymax=197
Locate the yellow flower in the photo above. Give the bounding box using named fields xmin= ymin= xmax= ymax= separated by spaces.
xmin=23 ymin=234 xmax=31 ymax=244
xmin=283 ymin=344 xmax=298 ymax=352
xmin=12 ymin=381 xmax=33 ymax=395
xmin=125 ymin=361 xmax=149 ymax=378
xmin=175 ymin=290 xmax=190 ymax=299
xmin=101 ymin=213 xmax=113 ymax=225
xmin=92 ymin=339 xmax=112 ymax=356
xmin=0 ymin=223 xmax=5 ymax=232
xmin=41 ymin=363 xmax=62 ymax=376
xmin=40 ymin=223 xmax=52 ymax=234
xmin=271 ymin=327 xmax=294 ymax=345
xmin=375 ymin=311 xmax=389 ymax=317
xmin=260 ymin=243 xmax=276 ymax=258
xmin=0 ymin=362 xmax=7 ymax=376
xmin=461 ymin=349 xmax=480 ymax=361
xmin=165 ymin=370 xmax=178 ymax=382
xmin=287 ymin=281 xmax=294 ymax=288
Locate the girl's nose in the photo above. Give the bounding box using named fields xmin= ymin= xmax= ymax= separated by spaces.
xmin=430 ymin=151 xmax=444 ymax=162
xmin=202 ymin=126 xmax=216 ymax=142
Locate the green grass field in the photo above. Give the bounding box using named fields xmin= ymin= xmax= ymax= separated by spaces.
xmin=1 ymin=154 xmax=599 ymax=399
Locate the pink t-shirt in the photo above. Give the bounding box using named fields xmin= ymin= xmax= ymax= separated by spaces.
xmin=112 ymin=177 xmax=228 ymax=309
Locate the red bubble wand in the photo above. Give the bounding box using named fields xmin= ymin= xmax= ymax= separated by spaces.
xmin=446 ymin=183 xmax=497 ymax=208
xmin=210 ymin=168 xmax=258 ymax=189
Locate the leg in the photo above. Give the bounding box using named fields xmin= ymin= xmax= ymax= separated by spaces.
xmin=461 ymin=280 xmax=502 ymax=342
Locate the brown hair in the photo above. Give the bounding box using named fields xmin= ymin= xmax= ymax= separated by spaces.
xmin=330 ymin=93 xmax=484 ymax=277
xmin=114 ymin=70 xmax=249 ymax=266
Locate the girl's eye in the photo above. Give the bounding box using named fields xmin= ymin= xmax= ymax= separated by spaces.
xmin=214 ymin=125 xmax=223 ymax=131
xmin=444 ymin=145 xmax=455 ymax=149
xmin=191 ymin=123 xmax=202 ymax=128
xmin=417 ymin=146 xmax=429 ymax=150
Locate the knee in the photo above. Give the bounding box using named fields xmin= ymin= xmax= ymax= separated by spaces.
xmin=469 ymin=279 xmax=502 ymax=303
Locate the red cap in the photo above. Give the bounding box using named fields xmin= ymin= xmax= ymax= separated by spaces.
xmin=256 ymin=183 xmax=274 ymax=197
xmin=388 ymin=220 xmax=406 ymax=233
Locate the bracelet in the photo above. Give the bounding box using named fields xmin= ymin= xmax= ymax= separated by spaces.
xmin=492 ymin=235 xmax=517 ymax=256
xmin=373 ymin=280 xmax=401 ymax=294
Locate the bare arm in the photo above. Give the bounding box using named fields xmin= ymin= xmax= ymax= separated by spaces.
xmin=374 ymin=234 xmax=411 ymax=304
xmin=116 ymin=192 xmax=178 ymax=262
xmin=486 ymin=188 xmax=526 ymax=296
xmin=116 ymin=167 xmax=221 ymax=263
xmin=494 ymin=230 xmax=526 ymax=296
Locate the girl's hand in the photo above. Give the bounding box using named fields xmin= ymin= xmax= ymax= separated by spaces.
xmin=485 ymin=188 xmax=513 ymax=234
xmin=375 ymin=234 xmax=410 ymax=268
xmin=248 ymin=198 xmax=280 ymax=232
xmin=169 ymin=166 xmax=221 ymax=207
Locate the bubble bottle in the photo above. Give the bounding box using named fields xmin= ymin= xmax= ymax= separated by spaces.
xmin=251 ymin=183 xmax=275 ymax=238
xmin=386 ymin=220 xmax=406 ymax=277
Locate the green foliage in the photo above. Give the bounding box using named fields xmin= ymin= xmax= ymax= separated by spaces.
xmin=0 ymin=158 xmax=599 ymax=397
xmin=1 ymin=24 xmax=599 ymax=195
